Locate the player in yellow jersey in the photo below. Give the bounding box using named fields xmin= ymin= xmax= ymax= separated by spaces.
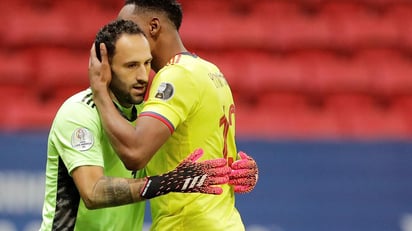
xmin=88 ymin=1 xmax=259 ymax=230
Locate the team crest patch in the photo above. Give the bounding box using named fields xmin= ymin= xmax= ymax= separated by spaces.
xmin=155 ymin=82 xmax=174 ymax=100
xmin=71 ymin=128 xmax=94 ymax=151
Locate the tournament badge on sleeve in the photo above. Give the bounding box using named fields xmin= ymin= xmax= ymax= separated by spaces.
xmin=71 ymin=128 xmax=94 ymax=151
xmin=155 ymin=82 xmax=174 ymax=100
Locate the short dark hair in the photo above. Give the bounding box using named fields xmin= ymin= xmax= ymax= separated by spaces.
xmin=124 ymin=0 xmax=183 ymax=30
xmin=95 ymin=19 xmax=145 ymax=61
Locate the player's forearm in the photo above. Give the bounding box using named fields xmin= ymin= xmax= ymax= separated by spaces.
xmin=83 ymin=150 xmax=231 ymax=209
xmin=84 ymin=176 xmax=146 ymax=209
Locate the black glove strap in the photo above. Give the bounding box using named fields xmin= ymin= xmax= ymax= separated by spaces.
xmin=140 ymin=176 xmax=165 ymax=199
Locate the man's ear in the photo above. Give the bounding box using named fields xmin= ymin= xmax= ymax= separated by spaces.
xmin=149 ymin=18 xmax=160 ymax=36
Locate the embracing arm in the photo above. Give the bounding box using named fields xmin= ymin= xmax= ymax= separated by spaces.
xmin=92 ymin=92 xmax=169 ymax=170
xmin=88 ymin=43 xmax=170 ymax=170
xmin=72 ymin=165 xmax=146 ymax=209
xmin=72 ymin=149 xmax=230 ymax=209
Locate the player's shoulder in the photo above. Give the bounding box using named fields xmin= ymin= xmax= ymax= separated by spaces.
xmin=50 ymin=88 xmax=100 ymax=133
xmin=56 ymin=88 xmax=97 ymax=116
xmin=167 ymin=52 xmax=198 ymax=66
xmin=162 ymin=53 xmax=219 ymax=76
xmin=170 ymin=52 xmax=216 ymax=66
xmin=64 ymin=88 xmax=95 ymax=107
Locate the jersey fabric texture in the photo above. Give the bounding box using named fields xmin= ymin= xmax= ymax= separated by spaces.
xmin=40 ymin=88 xmax=146 ymax=231
xmin=140 ymin=53 xmax=245 ymax=231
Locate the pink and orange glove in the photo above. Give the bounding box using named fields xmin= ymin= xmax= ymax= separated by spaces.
xmin=229 ymin=151 xmax=259 ymax=194
xmin=140 ymin=148 xmax=231 ymax=199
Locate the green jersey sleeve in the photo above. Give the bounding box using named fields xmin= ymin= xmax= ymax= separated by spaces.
xmin=49 ymin=96 xmax=104 ymax=174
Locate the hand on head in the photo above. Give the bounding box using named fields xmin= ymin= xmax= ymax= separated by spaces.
xmin=88 ymin=43 xmax=112 ymax=94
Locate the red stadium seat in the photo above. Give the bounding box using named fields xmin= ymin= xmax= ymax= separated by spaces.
xmin=35 ymin=48 xmax=90 ymax=104
xmin=2 ymin=1 xmax=115 ymax=48
xmin=256 ymin=92 xmax=309 ymax=110
xmin=3 ymin=6 xmax=72 ymax=48
xmin=319 ymin=2 xmax=399 ymax=51
xmin=355 ymin=0 xmax=412 ymax=8
xmin=324 ymin=93 xmax=411 ymax=139
xmin=59 ymin=1 xmax=116 ymax=46
xmin=181 ymin=11 xmax=257 ymax=50
xmin=356 ymin=48 xmax=412 ymax=96
xmin=391 ymin=96 xmax=412 ymax=134
xmin=292 ymin=51 xmax=372 ymax=95
xmin=246 ymin=52 xmax=308 ymax=93
xmin=0 ymin=98 xmax=57 ymax=131
xmin=235 ymin=92 xmax=341 ymax=139
xmin=0 ymin=51 xmax=36 ymax=85
xmin=385 ymin=3 xmax=412 ymax=51
xmin=181 ymin=0 xmax=332 ymax=51
xmin=180 ymin=0 xmax=257 ymax=49
xmin=0 ymin=85 xmax=56 ymax=131
xmin=251 ymin=2 xmax=332 ymax=51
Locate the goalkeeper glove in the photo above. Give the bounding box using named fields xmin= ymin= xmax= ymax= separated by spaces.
xmin=229 ymin=151 xmax=259 ymax=194
xmin=140 ymin=148 xmax=231 ymax=199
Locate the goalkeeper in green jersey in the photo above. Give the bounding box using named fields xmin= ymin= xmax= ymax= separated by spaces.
xmin=89 ymin=1 xmax=259 ymax=230
xmin=39 ymin=19 xmax=231 ymax=231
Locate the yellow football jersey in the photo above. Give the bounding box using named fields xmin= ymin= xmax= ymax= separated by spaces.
xmin=140 ymin=52 xmax=244 ymax=231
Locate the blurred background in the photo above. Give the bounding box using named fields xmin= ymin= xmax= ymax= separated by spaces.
xmin=1 ymin=0 xmax=412 ymax=230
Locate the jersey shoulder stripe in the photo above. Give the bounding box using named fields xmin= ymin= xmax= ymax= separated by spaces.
xmin=167 ymin=52 xmax=198 ymax=65
xmin=80 ymin=92 xmax=96 ymax=108
xmin=167 ymin=54 xmax=181 ymax=65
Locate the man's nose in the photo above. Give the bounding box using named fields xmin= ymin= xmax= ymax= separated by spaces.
xmin=136 ymin=65 xmax=149 ymax=83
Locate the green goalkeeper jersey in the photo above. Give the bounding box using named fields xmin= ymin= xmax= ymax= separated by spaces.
xmin=140 ymin=53 xmax=245 ymax=231
xmin=39 ymin=88 xmax=146 ymax=231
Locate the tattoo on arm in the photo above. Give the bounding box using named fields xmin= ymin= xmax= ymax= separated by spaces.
xmin=89 ymin=176 xmax=146 ymax=209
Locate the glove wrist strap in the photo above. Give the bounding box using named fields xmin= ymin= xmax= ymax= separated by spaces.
xmin=140 ymin=176 xmax=168 ymax=199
